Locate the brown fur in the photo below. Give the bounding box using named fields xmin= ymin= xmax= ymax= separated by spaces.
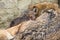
xmin=28 ymin=2 xmax=59 ymax=18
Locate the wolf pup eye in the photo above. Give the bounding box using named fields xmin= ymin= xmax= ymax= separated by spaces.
xmin=32 ymin=6 xmax=38 ymax=13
